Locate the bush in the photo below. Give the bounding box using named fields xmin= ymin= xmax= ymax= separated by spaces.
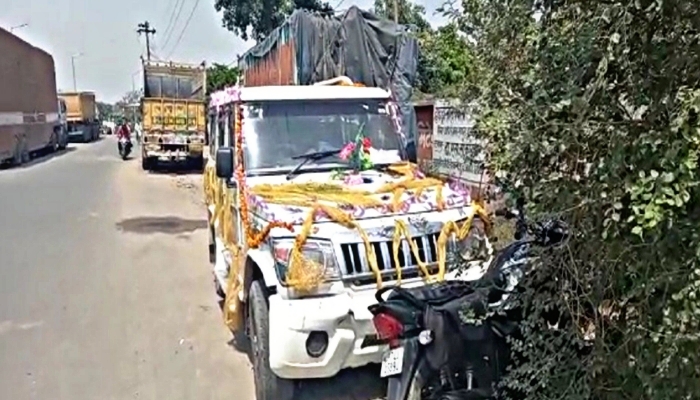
xmin=452 ymin=0 xmax=700 ymax=398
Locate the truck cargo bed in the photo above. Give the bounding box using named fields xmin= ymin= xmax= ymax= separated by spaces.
xmin=0 ymin=28 xmax=58 ymax=164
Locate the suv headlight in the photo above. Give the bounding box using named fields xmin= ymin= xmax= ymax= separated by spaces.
xmin=450 ymin=218 xmax=491 ymax=262
xmin=271 ymin=239 xmax=342 ymax=284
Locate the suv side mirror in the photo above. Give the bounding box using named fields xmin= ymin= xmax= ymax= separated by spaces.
xmin=215 ymin=147 xmax=234 ymax=178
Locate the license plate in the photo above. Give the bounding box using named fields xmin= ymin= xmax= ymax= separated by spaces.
xmin=380 ymin=347 xmax=404 ymax=377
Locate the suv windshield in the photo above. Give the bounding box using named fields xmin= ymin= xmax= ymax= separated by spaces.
xmin=242 ymin=99 xmax=402 ymax=171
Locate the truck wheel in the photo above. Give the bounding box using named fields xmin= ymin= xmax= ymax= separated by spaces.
xmin=49 ymin=130 xmax=59 ymax=153
xmin=22 ymin=145 xmax=30 ymax=163
xmin=141 ymin=157 xmax=153 ymax=171
xmin=248 ymin=280 xmax=295 ymax=400
xmin=12 ymin=142 xmax=24 ymax=166
xmin=191 ymin=156 xmax=205 ymax=171
xmin=57 ymin=128 xmax=67 ymax=150
xmin=13 ymin=138 xmax=29 ymax=166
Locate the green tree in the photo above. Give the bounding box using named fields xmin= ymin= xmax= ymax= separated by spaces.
xmin=114 ymin=90 xmax=142 ymax=123
xmin=455 ymin=0 xmax=700 ymax=398
xmin=96 ymin=102 xmax=114 ymax=121
xmin=372 ymin=0 xmax=431 ymax=31
xmin=418 ymin=23 xmax=473 ymax=96
xmin=207 ymin=63 xmax=241 ymax=94
xmin=214 ymin=0 xmax=333 ymax=41
xmin=373 ymin=0 xmax=473 ymax=96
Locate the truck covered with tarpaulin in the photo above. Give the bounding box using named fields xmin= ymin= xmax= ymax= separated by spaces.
xmin=238 ymin=6 xmax=419 ymax=145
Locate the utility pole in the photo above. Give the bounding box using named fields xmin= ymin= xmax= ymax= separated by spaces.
xmin=393 ymin=0 xmax=398 ymax=24
xmin=71 ymin=53 xmax=83 ymax=91
xmin=136 ymin=21 xmax=156 ymax=61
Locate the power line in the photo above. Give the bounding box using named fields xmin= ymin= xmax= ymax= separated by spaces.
xmin=161 ymin=0 xmax=186 ymax=50
xmin=160 ymin=0 xmax=179 ymax=37
xmin=166 ymin=0 xmax=201 ymax=59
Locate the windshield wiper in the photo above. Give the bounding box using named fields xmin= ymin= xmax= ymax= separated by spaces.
xmin=285 ymin=148 xmax=342 ymax=180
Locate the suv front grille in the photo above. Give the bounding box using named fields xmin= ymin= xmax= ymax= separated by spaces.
xmin=339 ymin=233 xmax=441 ymax=280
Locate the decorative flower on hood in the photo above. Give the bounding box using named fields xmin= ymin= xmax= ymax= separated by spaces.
xmin=339 ymin=127 xmax=374 ymax=173
xmin=339 ymin=142 xmax=356 ymax=160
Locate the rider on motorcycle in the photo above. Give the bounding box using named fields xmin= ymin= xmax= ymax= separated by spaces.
xmin=116 ymin=121 xmax=131 ymax=141
xmin=116 ymin=121 xmax=133 ymax=158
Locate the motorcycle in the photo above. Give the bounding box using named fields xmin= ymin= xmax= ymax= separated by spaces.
xmin=118 ymin=136 xmax=132 ymax=160
xmin=368 ymin=200 xmax=568 ymax=400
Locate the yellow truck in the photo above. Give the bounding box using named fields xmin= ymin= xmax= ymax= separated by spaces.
xmin=140 ymin=60 xmax=206 ymax=170
xmin=59 ymin=91 xmax=100 ymax=143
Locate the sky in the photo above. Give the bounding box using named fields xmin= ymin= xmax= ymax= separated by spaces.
xmin=2 ymin=0 xmax=445 ymax=104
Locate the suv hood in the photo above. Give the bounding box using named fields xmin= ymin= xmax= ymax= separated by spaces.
xmin=247 ymin=169 xmax=473 ymax=226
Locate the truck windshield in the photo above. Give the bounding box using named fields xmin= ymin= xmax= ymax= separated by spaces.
xmin=241 ymin=99 xmax=402 ymax=172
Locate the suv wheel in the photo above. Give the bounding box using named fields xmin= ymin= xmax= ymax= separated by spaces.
xmin=248 ymin=280 xmax=295 ymax=400
xmin=208 ymin=215 xmax=216 ymax=264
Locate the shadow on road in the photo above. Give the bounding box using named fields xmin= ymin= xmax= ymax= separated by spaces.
xmin=147 ymin=163 xmax=204 ymax=176
xmin=219 ymin=296 xmax=385 ymax=400
xmin=115 ymin=216 xmax=208 ymax=235
xmin=225 ymin=333 xmax=385 ymax=400
xmin=0 ymin=146 xmax=77 ymax=171
xmin=68 ymin=135 xmax=105 ymax=144
xmin=294 ymin=365 xmax=385 ymax=400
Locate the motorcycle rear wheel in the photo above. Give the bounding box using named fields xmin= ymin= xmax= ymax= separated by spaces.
xmin=392 ymin=371 xmax=493 ymax=400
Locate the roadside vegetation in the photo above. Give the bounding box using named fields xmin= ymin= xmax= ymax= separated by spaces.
xmin=455 ymin=0 xmax=700 ymax=398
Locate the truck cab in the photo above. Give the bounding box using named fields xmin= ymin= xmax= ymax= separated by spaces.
xmin=204 ymin=81 xmax=491 ymax=400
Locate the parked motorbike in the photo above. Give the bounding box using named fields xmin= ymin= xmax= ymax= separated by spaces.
xmin=368 ymin=200 xmax=568 ymax=400
xmin=118 ymin=137 xmax=132 ymax=160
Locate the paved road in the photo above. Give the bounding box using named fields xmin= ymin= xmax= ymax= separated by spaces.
xmin=0 ymin=138 xmax=384 ymax=400
xmin=0 ymin=138 xmax=254 ymax=400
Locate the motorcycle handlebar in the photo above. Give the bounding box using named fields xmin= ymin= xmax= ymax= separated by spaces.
xmin=493 ymin=197 xmax=568 ymax=246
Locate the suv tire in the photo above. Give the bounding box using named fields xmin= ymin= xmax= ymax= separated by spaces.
xmin=247 ymin=280 xmax=295 ymax=400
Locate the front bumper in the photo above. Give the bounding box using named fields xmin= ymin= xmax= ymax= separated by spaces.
xmin=267 ymin=269 xmax=477 ymax=380
xmin=268 ymin=287 xmax=381 ymax=379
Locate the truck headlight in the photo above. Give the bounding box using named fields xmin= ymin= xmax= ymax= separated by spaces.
xmin=272 ymin=239 xmax=342 ymax=283
xmin=450 ymin=218 xmax=490 ymax=262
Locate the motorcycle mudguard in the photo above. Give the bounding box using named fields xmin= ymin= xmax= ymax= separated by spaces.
xmin=386 ymin=338 xmax=430 ymax=400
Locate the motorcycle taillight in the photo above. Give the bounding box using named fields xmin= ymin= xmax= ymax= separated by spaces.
xmin=372 ymin=313 xmax=403 ymax=347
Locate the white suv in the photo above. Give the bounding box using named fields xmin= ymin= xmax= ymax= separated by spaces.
xmin=206 ymin=84 xmax=491 ymax=400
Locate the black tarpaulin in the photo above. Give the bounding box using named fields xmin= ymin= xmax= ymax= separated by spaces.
xmin=240 ymin=6 xmax=419 ymax=143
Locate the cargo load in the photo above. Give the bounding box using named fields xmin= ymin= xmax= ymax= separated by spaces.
xmin=0 ymin=28 xmax=65 ymax=165
xmin=238 ymin=6 xmax=419 ymax=142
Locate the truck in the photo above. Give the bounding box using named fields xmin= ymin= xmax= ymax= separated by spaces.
xmin=140 ymin=60 xmax=207 ymax=171
xmin=58 ymin=91 xmax=100 ymax=143
xmin=0 ymin=28 xmax=65 ymax=166
xmin=204 ymin=8 xmax=492 ymax=400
